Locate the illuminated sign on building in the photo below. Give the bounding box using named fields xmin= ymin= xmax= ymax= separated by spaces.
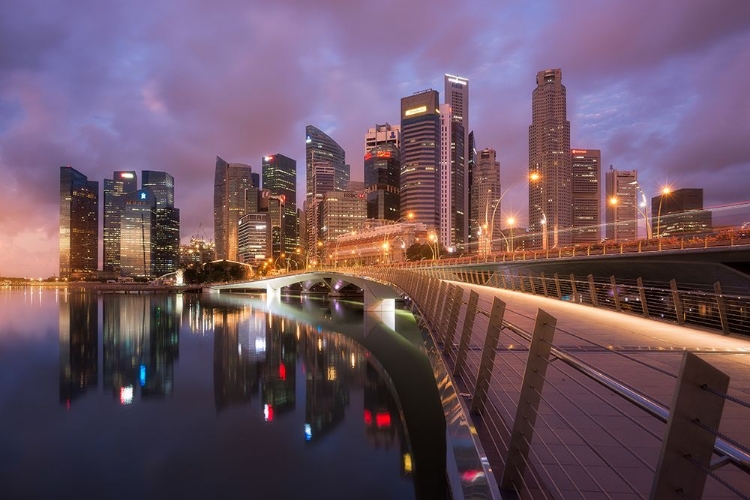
xmin=264 ymin=155 xmax=274 ymax=161
xmin=404 ymin=105 xmax=427 ymax=117
xmin=572 ymin=150 xmax=588 ymax=154
xmin=447 ymin=77 xmax=467 ymax=85
xmin=120 ymin=173 xmax=134 ymax=179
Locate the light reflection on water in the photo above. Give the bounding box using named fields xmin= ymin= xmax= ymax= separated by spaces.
xmin=0 ymin=287 xmax=446 ymax=499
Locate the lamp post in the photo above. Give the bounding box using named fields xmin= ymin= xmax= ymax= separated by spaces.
xmin=629 ymin=181 xmax=652 ymax=239
xmin=507 ymin=217 xmax=516 ymax=252
xmin=656 ymin=187 xmax=671 ymax=238
xmin=428 ymin=232 xmax=438 ymax=260
xmin=609 ymin=196 xmax=619 ymax=242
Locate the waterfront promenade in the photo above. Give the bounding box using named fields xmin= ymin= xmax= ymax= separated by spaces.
xmin=365 ymin=268 xmax=750 ymax=499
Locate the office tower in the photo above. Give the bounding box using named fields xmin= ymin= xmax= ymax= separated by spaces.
xmin=466 ymin=131 xmax=477 ymax=251
xmin=651 ymin=188 xmax=712 ymax=237
xmin=103 ymin=171 xmax=137 ymax=272
xmin=238 ymin=212 xmax=271 ymax=265
xmin=571 ymin=149 xmax=601 ymax=244
xmin=143 ymin=170 xmax=180 ymax=276
xmin=262 ymin=154 xmax=298 ymax=253
xmin=439 ymin=103 xmax=466 ymax=251
xmin=214 ymin=156 xmax=253 ymax=261
xmin=606 ymin=167 xmax=638 ymax=241
xmin=306 ymin=125 xmax=347 ymax=198
xmin=306 ymin=161 xmax=336 ymax=253
xmin=60 ymin=166 xmax=99 ymax=279
xmin=365 ymin=123 xmax=400 ymax=155
xmin=445 ymin=75 xmax=469 ymax=247
xmin=471 ymin=148 xmax=501 ymax=254
xmin=364 ymin=144 xmax=400 ymax=221
xmin=400 ymin=89 xmax=441 ymax=231
xmin=529 ymin=69 xmax=572 ymax=248
xmin=120 ymin=189 xmax=157 ymax=278
xmin=321 ymin=190 xmax=367 ymax=244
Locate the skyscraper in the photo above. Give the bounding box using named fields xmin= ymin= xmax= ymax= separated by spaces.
xmin=143 ymin=170 xmax=180 ymax=276
xmin=262 ymin=154 xmax=298 ymax=253
xmin=471 ymin=148 xmax=501 ymax=254
xmin=606 ymin=167 xmax=638 ymax=241
xmin=214 ymin=156 xmax=253 ymax=261
xmin=365 ymin=123 xmax=400 ymax=155
xmin=103 ymin=171 xmax=137 ymax=272
xmin=120 ymin=188 xmax=157 ymax=278
xmin=60 ymin=166 xmax=99 ymax=279
xmin=364 ymin=144 xmax=400 ymax=221
xmin=439 ymin=103 xmax=466 ymax=250
xmin=571 ymin=149 xmax=601 ymax=244
xmin=445 ymin=74 xmax=469 ymax=249
xmin=529 ymin=69 xmax=572 ymax=249
xmin=467 ymin=131 xmax=477 ymax=251
xmin=400 ymin=89 xmax=441 ymax=231
xmin=305 ymin=125 xmax=348 ymax=198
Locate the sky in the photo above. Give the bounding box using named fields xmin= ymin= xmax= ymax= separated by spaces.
xmin=1 ymin=0 xmax=749 ymax=278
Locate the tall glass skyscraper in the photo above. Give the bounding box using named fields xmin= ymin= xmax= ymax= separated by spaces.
xmin=364 ymin=144 xmax=400 ymax=221
xmin=103 ymin=171 xmax=137 ymax=272
xmin=400 ymin=90 xmax=441 ymax=230
xmin=120 ymin=189 xmax=157 ymax=278
xmin=214 ymin=156 xmax=253 ymax=261
xmin=439 ymin=102 xmax=466 ymax=251
xmin=60 ymin=166 xmax=99 ymax=279
xmin=143 ymin=170 xmax=180 ymax=276
xmin=262 ymin=154 xmax=297 ymax=253
xmin=571 ymin=149 xmax=601 ymax=244
xmin=305 ymin=125 xmax=348 ymax=198
xmin=529 ymin=69 xmax=572 ymax=249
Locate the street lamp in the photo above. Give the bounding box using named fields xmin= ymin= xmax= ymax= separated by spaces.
xmin=428 ymin=232 xmax=439 ymax=260
xmin=507 ymin=217 xmax=516 ymax=252
xmin=656 ymin=187 xmax=672 ymax=238
xmin=629 ymin=181 xmax=652 ymax=239
xmin=609 ymin=196 xmax=619 ymax=242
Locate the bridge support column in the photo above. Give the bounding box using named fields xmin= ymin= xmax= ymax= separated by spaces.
xmin=266 ymin=285 xmax=279 ymax=301
xmin=363 ymin=293 xmax=395 ymax=313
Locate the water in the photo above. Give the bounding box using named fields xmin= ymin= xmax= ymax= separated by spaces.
xmin=0 ymin=287 xmax=446 ymax=499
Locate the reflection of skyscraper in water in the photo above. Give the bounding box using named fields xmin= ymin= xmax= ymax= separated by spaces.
xmin=261 ymin=313 xmax=297 ymax=419
xmin=59 ymin=292 xmax=98 ymax=405
xmin=213 ymin=305 xmax=261 ymax=412
xmin=304 ymin=330 xmax=364 ymax=443
xmin=103 ymin=295 xmax=179 ymax=403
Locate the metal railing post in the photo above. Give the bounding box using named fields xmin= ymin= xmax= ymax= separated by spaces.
xmin=500 ymin=309 xmax=558 ymax=492
xmin=519 ymin=274 xmax=527 ymax=293
xmin=638 ymin=277 xmax=650 ymax=318
xmin=714 ymin=282 xmax=730 ymax=335
xmin=570 ymin=274 xmax=579 ymax=303
xmin=454 ymin=290 xmax=479 ymax=378
xmin=470 ymin=297 xmax=506 ymax=414
xmin=554 ymin=273 xmax=562 ymax=299
xmin=650 ymin=352 xmax=730 ymax=500
xmin=610 ymin=275 xmax=621 ymax=312
xmin=540 ymin=272 xmax=548 ymax=297
xmin=436 ymin=282 xmax=450 ymax=329
xmin=443 ymin=285 xmax=464 ymax=355
xmin=501 ymin=272 xmax=507 ymax=289
xmin=588 ymin=274 xmax=598 ymax=307
xmin=529 ymin=274 xmax=537 ymax=295
xmin=670 ymin=279 xmax=685 ymax=325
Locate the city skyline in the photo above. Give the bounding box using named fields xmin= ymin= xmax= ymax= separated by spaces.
xmin=2 ymin=0 xmax=749 ymax=277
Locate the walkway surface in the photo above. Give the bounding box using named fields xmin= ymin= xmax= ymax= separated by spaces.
xmin=443 ymin=281 xmax=750 ymax=499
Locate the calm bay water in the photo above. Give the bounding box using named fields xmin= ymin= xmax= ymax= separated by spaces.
xmin=0 ymin=287 xmax=446 ymax=499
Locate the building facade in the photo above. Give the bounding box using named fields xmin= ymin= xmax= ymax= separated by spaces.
xmin=214 ymin=156 xmax=253 ymax=261
xmin=60 ymin=166 xmax=99 ymax=279
xmin=237 ymin=213 xmax=271 ymax=266
xmin=439 ymin=103 xmax=466 ymax=251
xmin=606 ymin=168 xmax=638 ymax=241
xmin=364 ymin=144 xmax=400 ymax=221
xmin=445 ymin=74 xmax=469 ymax=250
xmin=103 ymin=171 xmax=137 ymax=272
xmin=529 ymin=69 xmax=572 ymax=249
xmin=571 ymin=149 xmax=601 ymax=244
xmin=652 ymin=188 xmax=712 ymax=237
xmin=400 ymin=89 xmax=441 ymax=231
xmin=471 ymin=148 xmax=502 ymax=254
xmin=120 ymin=189 xmax=157 ymax=278
xmin=321 ymin=190 xmax=367 ymax=248
xmin=143 ymin=170 xmax=180 ymax=276
xmin=262 ymin=154 xmax=297 ymax=254
xmin=306 ymin=125 xmax=348 ymax=198
xmin=365 ymin=123 xmax=400 ymax=155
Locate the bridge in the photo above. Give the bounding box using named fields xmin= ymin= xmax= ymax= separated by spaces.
xmin=211 ymin=246 xmax=750 ymax=499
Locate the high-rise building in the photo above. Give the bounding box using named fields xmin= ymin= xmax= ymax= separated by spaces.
xmin=571 ymin=149 xmax=601 ymax=244
xmin=262 ymin=154 xmax=298 ymax=253
xmin=652 ymin=188 xmax=712 ymax=237
xmin=471 ymin=148 xmax=501 ymax=254
xmin=103 ymin=171 xmax=137 ymax=272
xmin=365 ymin=123 xmax=400 ymax=155
xmin=238 ymin=213 xmax=271 ymax=265
xmin=606 ymin=167 xmax=638 ymax=241
xmin=120 ymin=189 xmax=157 ymax=278
xmin=364 ymin=144 xmax=400 ymax=221
xmin=305 ymin=125 xmax=348 ymax=198
xmin=529 ymin=69 xmax=572 ymax=249
xmin=445 ymin=74 xmax=469 ymax=249
xmin=321 ymin=190 xmax=367 ymax=261
xmin=400 ymin=89 xmax=441 ymax=231
xmin=467 ymin=131 xmax=477 ymax=251
xmin=143 ymin=171 xmax=180 ymax=276
xmin=60 ymin=166 xmax=99 ymax=279
xmin=439 ymin=103 xmax=466 ymax=251
xmin=214 ymin=156 xmax=253 ymax=261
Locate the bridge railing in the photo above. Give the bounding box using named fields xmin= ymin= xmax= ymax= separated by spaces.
xmin=355 ymin=268 xmax=750 ymax=499
xmin=422 ymin=267 xmax=750 ymax=337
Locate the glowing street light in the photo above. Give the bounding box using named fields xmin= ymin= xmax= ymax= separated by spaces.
xmin=507 ymin=217 xmax=516 ymax=252
xmin=656 ymin=187 xmax=672 ymax=238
